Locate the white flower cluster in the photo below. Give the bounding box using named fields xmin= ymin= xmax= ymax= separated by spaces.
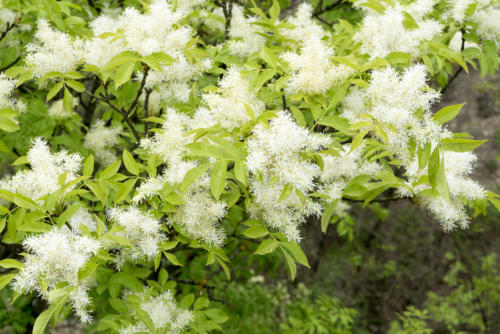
xmin=107 ymin=207 xmax=165 ymax=265
xmin=448 ymin=0 xmax=500 ymax=43
xmin=119 ymin=291 xmax=192 ymax=334
xmin=281 ymin=37 xmax=350 ymax=95
xmin=282 ymin=3 xmax=325 ymax=43
xmin=0 ymin=138 xmax=82 ymax=200
xmin=343 ymin=65 xmax=442 ymax=158
xmin=26 ymin=20 xmax=82 ymax=78
xmin=354 ymin=0 xmax=442 ymax=58
xmin=0 ymin=73 xmax=24 ymax=112
xmin=83 ymin=120 xmax=121 ymax=166
xmin=228 ymin=6 xmax=266 ymax=57
xmin=13 ymin=228 xmax=101 ymax=323
xmin=246 ymin=111 xmax=330 ymax=241
xmin=194 ymin=67 xmax=264 ymax=129
xmin=169 ymin=174 xmax=227 ymax=246
xmin=342 ymin=64 xmax=484 ymax=229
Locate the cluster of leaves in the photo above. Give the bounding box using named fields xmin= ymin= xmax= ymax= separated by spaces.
xmin=0 ymin=0 xmax=499 ymax=333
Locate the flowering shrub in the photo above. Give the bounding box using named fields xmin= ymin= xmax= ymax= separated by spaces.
xmin=0 ymin=0 xmax=499 ymax=332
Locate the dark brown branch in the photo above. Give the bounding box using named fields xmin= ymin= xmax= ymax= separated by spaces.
xmin=215 ymin=0 xmax=233 ymax=41
xmin=85 ymin=88 xmax=141 ymax=141
xmin=127 ymin=65 xmax=150 ymax=117
xmin=0 ymin=18 xmax=19 ymax=43
xmin=0 ymin=55 xmax=20 ymax=72
xmin=143 ymin=88 xmax=152 ymax=135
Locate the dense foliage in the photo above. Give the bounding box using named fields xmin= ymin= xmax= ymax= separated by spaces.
xmin=0 ymin=0 xmax=499 ymax=332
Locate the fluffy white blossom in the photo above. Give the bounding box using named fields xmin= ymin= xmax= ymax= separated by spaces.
xmin=281 ymin=37 xmax=350 ymax=95
xmin=474 ymin=8 xmax=500 ymax=42
xmin=141 ymin=108 xmax=193 ymax=165
xmin=0 ymin=73 xmax=24 ymax=112
xmin=343 ymin=65 xmax=443 ymax=159
xmin=119 ymin=0 xmax=190 ymax=57
xmin=354 ymin=0 xmax=442 ymax=58
xmin=119 ymin=291 xmax=193 ymax=334
xmin=282 ymin=3 xmax=326 ymax=43
xmin=13 ymin=228 xmax=101 ymax=323
xmin=145 ymin=56 xmax=212 ymax=103
xmin=67 ymin=208 xmax=98 ymax=234
xmin=193 ymin=67 xmax=264 ymax=129
xmin=169 ymin=174 xmax=227 ymax=246
xmin=107 ymin=207 xmax=165 ymax=264
xmin=26 ymin=20 xmax=81 ymax=77
xmin=83 ymin=121 xmax=121 ymax=166
xmin=1 ymin=138 xmax=82 ymax=200
xmin=228 ymin=6 xmax=266 ymax=57
xmin=246 ymin=111 xmax=329 ymax=240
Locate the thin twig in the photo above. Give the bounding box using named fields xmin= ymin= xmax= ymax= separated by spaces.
xmin=440 ymin=28 xmax=466 ymax=95
xmin=0 ymin=18 xmax=19 ymax=43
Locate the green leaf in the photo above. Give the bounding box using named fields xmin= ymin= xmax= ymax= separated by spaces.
xmin=269 ymin=0 xmax=280 ymax=22
xmin=210 ymin=160 xmax=227 ymax=200
xmin=194 ymin=297 xmax=210 ymax=310
xmin=179 ymin=294 xmax=195 ymax=309
xmin=216 ymin=257 xmax=231 ymax=280
xmin=180 ymin=163 xmax=210 ymax=193
xmin=402 ymin=11 xmax=418 ymax=30
xmin=100 ymin=160 xmax=122 ymax=179
xmin=0 ymin=259 xmax=24 ymax=270
xmin=278 ymin=183 xmax=293 ymax=202
xmin=66 ymin=80 xmax=85 ymax=93
xmin=243 ymin=226 xmax=268 ymax=238
xmin=33 ymin=291 xmax=70 ymax=334
xmin=233 ymin=160 xmax=247 ymax=185
xmin=441 ymin=138 xmax=487 ymax=152
xmin=78 ymin=262 xmax=98 ymax=281
xmin=55 ymin=203 xmax=82 ymax=228
xmin=13 ymin=193 xmax=40 ymax=210
xmin=46 ymin=82 xmax=64 ymax=102
xmin=428 ymin=147 xmax=450 ymax=201
xmin=282 ymin=248 xmax=297 ymax=281
xmin=321 ymin=201 xmax=337 ymax=233
xmin=0 ymin=118 xmax=19 ymax=132
xmin=282 ymin=242 xmax=310 ymax=268
xmin=63 ymin=87 xmax=74 ymax=114
xmin=260 ymin=47 xmax=278 ymax=68
xmin=12 ymin=156 xmax=28 ymax=166
xmin=386 ymin=52 xmax=411 ymax=65
xmin=104 ymin=52 xmax=139 ymax=71
xmin=83 ymin=155 xmax=94 ymax=178
xmin=254 ymin=239 xmax=279 ymax=255
xmin=433 ymin=103 xmax=464 ymax=124
xmin=123 ymin=149 xmax=140 ymax=175
xmin=164 ymin=252 xmax=183 ymax=266
xmin=0 ymin=273 xmax=16 ymax=290
xmin=114 ymin=62 xmax=136 ymax=88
